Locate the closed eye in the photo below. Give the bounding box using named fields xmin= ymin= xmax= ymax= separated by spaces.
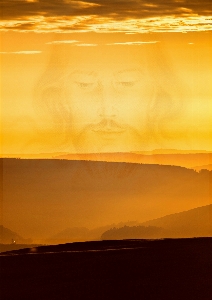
xmin=75 ymin=81 xmax=95 ymax=89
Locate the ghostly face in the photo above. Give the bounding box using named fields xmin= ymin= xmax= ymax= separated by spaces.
xmin=63 ymin=63 xmax=155 ymax=152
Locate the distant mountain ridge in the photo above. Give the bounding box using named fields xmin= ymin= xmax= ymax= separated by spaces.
xmin=101 ymin=225 xmax=166 ymax=240
xmin=53 ymin=152 xmax=212 ymax=169
xmin=101 ymin=205 xmax=212 ymax=240
xmin=0 ymin=225 xmax=32 ymax=244
xmin=140 ymin=204 xmax=212 ymax=237
xmin=47 ymin=221 xmax=139 ymax=244
xmin=1 ymin=150 xmax=212 ymax=169
xmin=1 ymin=205 xmax=211 ymax=244
xmin=1 ymin=158 xmax=211 ymax=240
xmin=49 ymin=205 xmax=211 ymax=243
xmin=193 ymin=164 xmax=212 ymax=171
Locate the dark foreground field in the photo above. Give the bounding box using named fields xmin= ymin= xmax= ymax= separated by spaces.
xmin=0 ymin=238 xmax=212 ymax=300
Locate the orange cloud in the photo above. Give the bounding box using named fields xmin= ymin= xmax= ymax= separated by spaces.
xmin=0 ymin=0 xmax=211 ymax=32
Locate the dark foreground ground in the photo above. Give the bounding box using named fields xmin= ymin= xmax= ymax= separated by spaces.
xmin=0 ymin=238 xmax=212 ymax=300
xmin=0 ymin=244 xmax=43 ymax=253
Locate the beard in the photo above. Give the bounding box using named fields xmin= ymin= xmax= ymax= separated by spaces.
xmin=71 ymin=118 xmax=152 ymax=154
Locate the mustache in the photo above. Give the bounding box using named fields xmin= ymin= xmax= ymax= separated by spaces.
xmin=88 ymin=119 xmax=127 ymax=133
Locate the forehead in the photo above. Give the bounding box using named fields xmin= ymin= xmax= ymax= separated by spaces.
xmin=64 ymin=68 xmax=151 ymax=88
xmin=67 ymin=64 xmax=143 ymax=75
xmin=51 ymin=44 xmax=152 ymax=69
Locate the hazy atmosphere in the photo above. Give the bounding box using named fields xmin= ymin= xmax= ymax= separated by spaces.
xmin=1 ymin=1 xmax=212 ymax=155
xmin=1 ymin=0 xmax=212 ymax=243
xmin=1 ymin=3 xmax=212 ymax=300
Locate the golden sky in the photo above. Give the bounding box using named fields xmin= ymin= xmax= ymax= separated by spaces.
xmin=1 ymin=1 xmax=212 ymax=154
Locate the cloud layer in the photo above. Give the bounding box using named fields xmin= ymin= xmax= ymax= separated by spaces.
xmin=0 ymin=50 xmax=42 ymax=54
xmin=1 ymin=0 xmax=212 ymax=32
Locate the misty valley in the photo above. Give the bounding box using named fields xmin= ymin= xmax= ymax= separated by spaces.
xmin=1 ymin=158 xmax=211 ymax=300
xmin=0 ymin=158 xmax=211 ymax=244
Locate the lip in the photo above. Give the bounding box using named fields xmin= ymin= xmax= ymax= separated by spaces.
xmin=92 ymin=129 xmax=126 ymax=140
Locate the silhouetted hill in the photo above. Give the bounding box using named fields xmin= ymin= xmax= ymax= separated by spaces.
xmin=101 ymin=225 xmax=166 ymax=240
xmin=47 ymin=221 xmax=140 ymax=244
xmin=193 ymin=164 xmax=212 ymax=171
xmin=53 ymin=152 xmax=212 ymax=169
xmin=140 ymin=204 xmax=212 ymax=237
xmin=101 ymin=205 xmax=212 ymax=239
xmin=1 ymin=158 xmax=211 ymax=240
xmin=0 ymin=225 xmax=31 ymax=244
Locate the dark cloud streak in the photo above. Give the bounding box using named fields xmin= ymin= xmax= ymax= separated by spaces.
xmin=1 ymin=0 xmax=212 ymax=20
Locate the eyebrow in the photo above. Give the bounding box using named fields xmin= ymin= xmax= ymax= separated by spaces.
xmin=65 ymin=68 xmax=142 ymax=81
xmin=71 ymin=70 xmax=97 ymax=76
xmin=115 ymin=68 xmax=141 ymax=75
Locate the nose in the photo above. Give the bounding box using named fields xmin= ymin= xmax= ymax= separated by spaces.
xmin=98 ymin=83 xmax=117 ymax=118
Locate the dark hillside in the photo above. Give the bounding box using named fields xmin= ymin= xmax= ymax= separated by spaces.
xmin=0 ymin=225 xmax=31 ymax=244
xmin=101 ymin=205 xmax=212 ymax=240
xmin=141 ymin=204 xmax=212 ymax=237
xmin=1 ymin=158 xmax=211 ymax=239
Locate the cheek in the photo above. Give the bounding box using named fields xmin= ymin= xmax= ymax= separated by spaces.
xmin=71 ymin=105 xmax=96 ymax=125
xmin=67 ymin=100 xmax=100 ymax=131
xmin=116 ymin=92 xmax=151 ymax=122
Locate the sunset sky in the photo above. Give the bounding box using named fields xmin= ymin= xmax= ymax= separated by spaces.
xmin=1 ymin=0 xmax=212 ymax=155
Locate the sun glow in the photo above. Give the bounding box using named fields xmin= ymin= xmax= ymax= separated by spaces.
xmin=0 ymin=0 xmax=212 ymax=155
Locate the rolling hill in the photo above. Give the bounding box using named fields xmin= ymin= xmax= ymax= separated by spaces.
xmin=101 ymin=205 xmax=212 ymax=240
xmin=1 ymin=158 xmax=211 ymax=241
xmin=0 ymin=225 xmax=31 ymax=244
xmin=2 ymin=150 xmax=212 ymax=170
xmin=54 ymin=151 xmax=212 ymax=169
xmin=140 ymin=204 xmax=212 ymax=237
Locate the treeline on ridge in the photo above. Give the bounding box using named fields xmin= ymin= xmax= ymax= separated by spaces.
xmin=101 ymin=225 xmax=167 ymax=240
